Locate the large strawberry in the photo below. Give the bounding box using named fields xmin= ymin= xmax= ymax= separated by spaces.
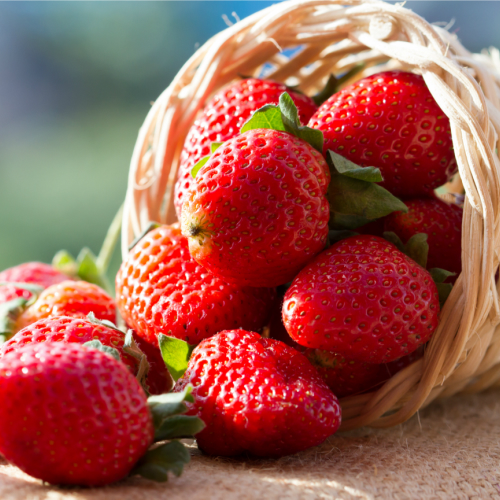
xmin=175 ymin=78 xmax=318 ymax=217
xmin=181 ymin=128 xmax=330 ymax=287
xmin=15 ymin=280 xmax=116 ymax=332
xmin=309 ymin=71 xmax=457 ymax=198
xmin=0 ymin=315 xmax=171 ymax=395
xmin=0 ymin=342 xmax=154 ymax=486
xmin=384 ymin=197 xmax=462 ymax=281
xmin=282 ymin=235 xmax=440 ymax=363
xmin=173 ymin=329 xmax=341 ymax=457
xmin=116 ymin=225 xmax=276 ymax=348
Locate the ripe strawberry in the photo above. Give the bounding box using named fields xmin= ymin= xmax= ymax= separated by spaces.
xmin=0 ymin=315 xmax=176 ymax=395
xmin=181 ymin=128 xmax=330 ymax=287
xmin=116 ymin=225 xmax=276 ymax=348
xmin=0 ymin=342 xmax=153 ymax=486
xmin=384 ymin=197 xmax=462 ymax=281
xmin=282 ymin=235 xmax=440 ymax=363
xmin=15 ymin=280 xmax=116 ymax=331
xmin=175 ymin=78 xmax=318 ymax=217
xmin=175 ymin=329 xmax=341 ymax=457
xmin=0 ymin=262 xmax=70 ymax=288
xmin=309 ymin=71 xmax=457 ymax=198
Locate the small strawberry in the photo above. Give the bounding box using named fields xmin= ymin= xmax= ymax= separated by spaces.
xmin=15 ymin=280 xmax=116 ymax=332
xmin=309 ymin=71 xmax=457 ymax=198
xmin=173 ymin=329 xmax=341 ymax=457
xmin=282 ymin=235 xmax=440 ymax=363
xmin=175 ymin=78 xmax=318 ymax=217
xmin=116 ymin=225 xmax=276 ymax=347
xmin=383 ymin=197 xmax=462 ymax=281
xmin=181 ymin=128 xmax=330 ymax=287
xmin=0 ymin=342 xmax=154 ymax=486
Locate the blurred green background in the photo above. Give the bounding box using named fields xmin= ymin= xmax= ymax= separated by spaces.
xmin=0 ymin=1 xmax=498 ymax=286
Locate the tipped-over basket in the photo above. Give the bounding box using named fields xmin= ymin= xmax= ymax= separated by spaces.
xmin=121 ymin=0 xmax=500 ymax=431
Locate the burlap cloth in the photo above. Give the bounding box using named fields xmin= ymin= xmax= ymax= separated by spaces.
xmin=1 ymin=391 xmax=498 ymax=500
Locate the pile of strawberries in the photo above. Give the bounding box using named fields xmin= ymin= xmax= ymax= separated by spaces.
xmin=0 ymin=70 xmax=462 ymax=487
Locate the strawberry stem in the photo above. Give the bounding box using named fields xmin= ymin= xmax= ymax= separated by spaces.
xmin=96 ymin=203 xmax=124 ymax=276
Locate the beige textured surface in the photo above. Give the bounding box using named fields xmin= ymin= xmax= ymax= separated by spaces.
xmin=2 ymin=391 xmax=499 ymax=499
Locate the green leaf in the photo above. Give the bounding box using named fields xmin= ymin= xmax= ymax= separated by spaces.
xmin=436 ymin=282 xmax=453 ymax=308
xmin=148 ymin=386 xmax=195 ymax=428
xmin=155 ymin=415 xmax=205 ymax=442
xmin=312 ymin=64 xmax=366 ymax=106
xmin=240 ymin=93 xmax=324 ymax=152
xmin=131 ymin=441 xmax=191 ymax=482
xmin=123 ymin=329 xmax=151 ymax=394
xmin=76 ymin=247 xmax=112 ymax=294
xmin=404 ymin=233 xmax=429 ymax=269
xmin=327 ymin=151 xmax=408 ymax=231
xmin=327 ymin=230 xmax=359 ymax=246
xmin=328 ymin=151 xmax=383 ymax=182
xmin=210 ymin=142 xmax=223 ymax=153
xmin=191 ymin=156 xmax=210 ymax=178
xmin=83 ymin=339 xmax=121 ymax=362
xmin=382 ymin=231 xmax=405 ymax=253
xmin=240 ymin=104 xmax=286 ymax=134
xmin=128 ymin=221 xmax=161 ymax=251
xmin=0 ymin=298 xmax=28 ymax=340
xmin=429 ymin=268 xmax=456 ymax=284
xmin=86 ymin=312 xmax=124 ymax=333
xmin=52 ymin=250 xmax=78 ymax=278
xmin=158 ymin=334 xmax=196 ymax=382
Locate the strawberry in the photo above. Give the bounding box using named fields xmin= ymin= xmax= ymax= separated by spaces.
xmin=0 ymin=342 xmax=154 ymax=486
xmin=309 ymin=71 xmax=457 ymax=198
xmin=383 ymin=197 xmax=462 ymax=282
xmin=181 ymin=128 xmax=330 ymax=287
xmin=175 ymin=78 xmax=317 ymax=217
xmin=15 ymin=280 xmax=116 ymax=332
xmin=0 ymin=315 xmax=172 ymax=395
xmin=174 ymin=329 xmax=341 ymax=457
xmin=116 ymin=225 xmax=276 ymax=347
xmin=282 ymin=235 xmax=440 ymax=363
xmin=0 ymin=262 xmax=70 ymax=289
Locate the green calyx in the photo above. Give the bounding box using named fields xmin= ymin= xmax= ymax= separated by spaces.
xmin=131 ymin=386 xmax=205 ymax=482
xmin=0 ymin=282 xmax=44 ymax=342
xmin=158 ymin=334 xmax=196 ymax=382
xmin=128 ymin=221 xmax=161 ymax=251
xmin=84 ymin=313 xmax=151 ymax=394
xmin=327 ymin=151 xmax=408 ymax=231
xmin=241 ymin=92 xmax=323 ymax=152
xmin=190 ymin=143 xmax=223 ymax=179
xmin=312 ymin=64 xmax=366 ymax=106
xmin=383 ymin=232 xmax=455 ymax=308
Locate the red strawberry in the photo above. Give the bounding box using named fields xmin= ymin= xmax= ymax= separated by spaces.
xmin=0 ymin=342 xmax=153 ymax=486
xmin=0 ymin=262 xmax=70 ymax=288
xmin=116 ymin=225 xmax=276 ymax=348
xmin=175 ymin=329 xmax=341 ymax=457
xmin=282 ymin=235 xmax=440 ymax=363
xmin=384 ymin=197 xmax=462 ymax=281
xmin=175 ymin=78 xmax=318 ymax=217
xmin=309 ymin=71 xmax=457 ymax=198
xmin=181 ymin=128 xmax=330 ymax=287
xmin=0 ymin=315 xmax=171 ymax=395
xmin=15 ymin=280 xmax=116 ymax=331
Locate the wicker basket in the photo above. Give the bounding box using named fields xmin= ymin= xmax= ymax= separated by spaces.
xmin=121 ymin=0 xmax=500 ymax=431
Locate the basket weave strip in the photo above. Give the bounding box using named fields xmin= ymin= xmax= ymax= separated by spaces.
xmin=122 ymin=0 xmax=500 ymax=430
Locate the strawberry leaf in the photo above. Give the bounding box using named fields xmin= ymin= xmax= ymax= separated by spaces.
xmin=123 ymin=329 xmax=151 ymax=394
xmin=148 ymin=386 xmax=194 ymax=428
xmin=76 ymin=248 xmax=113 ymax=294
xmin=0 ymin=297 xmax=28 ymax=342
xmin=83 ymin=339 xmax=121 ymax=362
xmin=131 ymin=441 xmax=191 ymax=482
xmin=86 ymin=312 xmax=124 ymax=333
xmin=158 ymin=334 xmax=196 ymax=382
xmin=240 ymin=92 xmax=323 ymax=152
xmin=382 ymin=231 xmax=405 ymax=253
xmin=210 ymin=142 xmax=223 ymax=153
xmin=430 ymin=268 xmax=456 ymax=284
xmin=52 ymin=250 xmax=78 ymax=278
xmin=430 ymin=268 xmax=455 ymax=308
xmin=128 ymin=221 xmax=161 ymax=251
xmin=191 ymin=156 xmax=210 ymax=178
xmin=404 ymin=233 xmax=429 ymax=269
xmin=154 ymin=415 xmax=205 ymax=442
xmin=327 ymin=151 xmax=408 ymax=230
